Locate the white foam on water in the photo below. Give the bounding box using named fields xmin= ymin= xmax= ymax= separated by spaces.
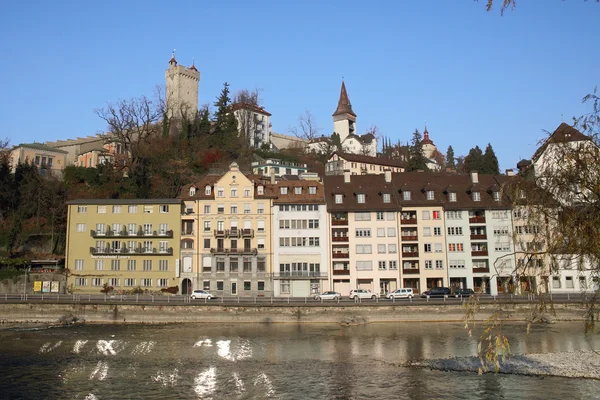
xmin=83 ymin=394 xmax=98 ymax=400
xmin=193 ymin=338 xmax=213 ymax=348
xmin=236 ymin=340 xmax=252 ymax=361
xmin=254 ymin=372 xmax=277 ymax=398
xmin=193 ymin=366 xmax=216 ymax=398
xmin=59 ymin=363 xmax=86 ymax=383
xmin=131 ymin=341 xmax=155 ymax=355
xmin=151 ymin=368 xmax=180 ymax=387
xmin=89 ymin=361 xmax=108 ymax=381
xmin=39 ymin=342 xmax=51 ymax=353
xmin=216 ymin=340 xmax=233 ymax=361
xmin=216 ymin=339 xmax=252 ymax=361
xmin=233 ymin=372 xmax=245 ymax=395
xmin=96 ymin=340 xmax=123 ymax=355
xmin=73 ymin=340 xmax=88 ymax=354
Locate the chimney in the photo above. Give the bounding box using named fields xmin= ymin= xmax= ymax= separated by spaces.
xmin=270 ymin=169 xmax=275 ymax=184
xmin=505 ymin=169 xmax=515 ymax=177
xmin=384 ymin=169 xmax=392 ymax=183
xmin=470 ymin=171 xmax=479 ymax=184
xmin=343 ymin=170 xmax=351 ymax=183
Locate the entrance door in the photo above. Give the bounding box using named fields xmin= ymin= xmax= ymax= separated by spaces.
xmin=231 ymin=282 xmax=237 ymax=295
xmin=181 ymin=279 xmax=192 ymax=295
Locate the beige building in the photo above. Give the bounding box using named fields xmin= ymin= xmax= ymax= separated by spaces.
xmin=179 ymin=162 xmax=275 ymax=296
xmin=325 ymin=151 xmax=405 ymax=176
xmin=9 ymin=143 xmax=68 ymax=175
xmin=65 ymin=199 xmax=182 ymax=294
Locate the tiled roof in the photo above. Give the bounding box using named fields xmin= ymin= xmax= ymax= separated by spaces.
xmin=532 ymin=122 xmax=590 ymax=161
xmin=329 ymin=151 xmax=406 ymax=168
xmin=324 ymin=174 xmax=401 ymax=212
xmin=14 ymin=142 xmax=69 ymax=154
xmin=273 ymin=181 xmax=325 ymax=204
xmin=332 ymin=81 xmax=356 ymax=117
xmin=231 ymin=102 xmax=272 ymax=116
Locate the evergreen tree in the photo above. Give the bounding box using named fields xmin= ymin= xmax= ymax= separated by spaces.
xmin=446 ymin=145 xmax=456 ymax=169
xmin=211 ymin=82 xmax=241 ymax=156
xmin=406 ymin=129 xmax=429 ymax=172
xmin=464 ymin=145 xmax=484 ymax=173
xmin=482 ymin=143 xmax=500 ymax=174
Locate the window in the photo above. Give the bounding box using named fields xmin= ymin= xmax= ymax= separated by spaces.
xmin=494 ymin=242 xmax=510 ymax=252
xmin=280 ymin=187 xmax=288 ymax=195
xmin=158 ymin=279 xmax=168 ymax=288
xmin=378 ymin=244 xmax=386 ymax=254
xmin=426 ymin=190 xmax=434 ymax=200
xmin=244 ymin=281 xmax=251 ymax=291
xmin=217 ymin=281 xmax=224 ymax=291
xmin=449 ymin=260 xmax=466 ymax=269
xmin=423 ymin=227 xmax=431 ymax=236
xmin=143 ymin=223 xmax=153 ymax=235
xmin=75 ymin=278 xmax=88 ymax=286
xmin=75 ymin=259 xmax=84 ymax=271
xmin=203 ymin=238 xmax=210 ymax=249
xmin=377 ymin=228 xmax=385 ymax=237
xmin=281 ymin=280 xmax=290 ymax=294
xmin=355 ymin=228 xmax=371 ymax=237
xmin=230 ymin=258 xmax=238 ymax=272
xmin=424 ymin=260 xmax=433 ymax=269
xmin=95 ymin=260 xmax=104 ymax=271
xmin=216 ymin=258 xmax=225 ymax=272
xmin=205 ymin=186 xmax=212 ymax=195
xmin=432 ymin=211 xmax=441 ymax=220
xmin=355 ymin=212 xmax=371 ymax=221
xmin=112 ymin=205 xmax=122 ymax=214
xmin=580 ymin=276 xmax=587 ymax=289
xmin=357 ymin=193 xmax=365 ymax=203
xmin=552 ymin=277 xmax=561 ymax=289
xmin=243 ymin=258 xmax=252 ymax=273
xmin=141 ymin=279 xmax=152 ymax=287
xmin=309 ymin=186 xmax=317 ymax=194
xmin=403 ymin=191 xmax=411 ymax=200
xmin=203 ymin=205 xmax=211 ymax=214
xmin=493 ymin=226 xmax=509 ymax=236
xmin=519 ymin=190 xmax=526 ymax=199
xmin=355 ymin=244 xmax=372 ymax=254
xmin=125 ymin=278 xmax=135 ymax=287
xmin=493 ymin=191 xmax=501 ymax=202
xmin=257 ymin=258 xmax=266 ymax=272
xmin=143 ymin=260 xmax=152 ymax=271
xmin=294 ymin=187 xmax=302 ymax=195
xmin=143 ymin=205 xmax=153 ymax=214
xmin=244 ymin=204 xmax=251 ymax=214
xmin=377 ymin=212 xmax=384 ymax=221
xmin=77 ymin=205 xmax=87 ymax=213
xmin=422 ymin=211 xmax=430 ymax=220
xmin=258 ymin=281 xmax=265 ymax=291
xmin=378 ymin=261 xmax=386 ymax=270
xmin=76 ymin=223 xmax=86 ymax=232
xmin=97 ymin=205 xmax=106 ymax=214
xmin=92 ymin=278 xmax=103 ymax=287
xmin=217 ymin=188 xmax=224 ymax=197
xmin=448 ymin=227 xmax=463 ymax=236
xmin=189 ymin=187 xmax=196 ymax=197
xmin=335 ymin=194 xmax=343 ymax=204
xmin=448 ymin=192 xmax=457 ymax=202
xmin=127 ymin=260 xmax=136 ymax=271
xmin=230 ymin=188 xmax=238 ymax=197
xmin=387 ymin=228 xmax=396 ymax=237
xmin=424 ymin=244 xmax=432 ymax=253
xmin=446 ymin=211 xmax=462 ymax=220
xmin=382 ymin=193 xmax=391 ymax=203
xmin=492 ymin=211 xmax=509 ymax=219
xmin=388 ymin=244 xmax=397 ymax=253
xmin=356 ymin=261 xmax=373 ymax=271
xmin=434 ymin=243 xmax=443 ymax=253
xmin=448 ymin=243 xmax=464 ymax=252
xmin=105 ymin=278 xmax=119 ymax=287
xmin=230 ymin=205 xmax=238 ymax=214
xmin=128 ymin=205 xmax=137 ymax=213
xmin=257 ymin=185 xmax=264 ymax=195
xmin=435 ymin=260 xmax=444 ymax=269
xmin=217 ymin=205 xmax=224 ymax=214
xmin=433 ymin=227 xmax=442 ymax=236
xmin=257 ymin=204 xmax=264 ymax=214
xmin=159 ymin=260 xmax=168 ymax=271
xmin=257 ymin=238 xmax=265 ymax=249
xmin=472 ymin=192 xmax=481 ymax=201
xmin=565 ymin=276 xmax=574 ymax=289
xmin=389 ymin=261 xmax=398 ymax=270
xmin=111 ymin=260 xmax=120 ymax=271
xmin=204 ymin=221 xmax=211 ymax=232
xmin=257 ymin=220 xmax=265 ymax=232
xmin=386 ymin=212 xmax=395 ymax=221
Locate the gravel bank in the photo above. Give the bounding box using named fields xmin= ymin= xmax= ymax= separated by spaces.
xmin=408 ymin=350 xmax=600 ymax=379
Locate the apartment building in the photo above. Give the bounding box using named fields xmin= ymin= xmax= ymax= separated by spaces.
xmin=325 ymin=152 xmax=405 ymax=176
xmin=65 ymin=199 xmax=182 ymax=294
xmin=272 ymin=180 xmax=328 ymax=297
xmin=179 ymin=162 xmax=275 ymax=296
xmin=9 ymin=143 xmax=68 ymax=175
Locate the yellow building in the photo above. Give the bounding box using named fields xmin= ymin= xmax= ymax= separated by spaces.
xmin=9 ymin=143 xmax=68 ymax=175
xmin=65 ymin=199 xmax=182 ymax=294
xmin=179 ymin=162 xmax=274 ymax=296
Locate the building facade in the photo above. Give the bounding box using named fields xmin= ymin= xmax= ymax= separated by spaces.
xmin=325 ymin=152 xmax=405 ymax=176
xmin=165 ymin=52 xmax=200 ymax=120
xmin=9 ymin=143 xmax=68 ymax=175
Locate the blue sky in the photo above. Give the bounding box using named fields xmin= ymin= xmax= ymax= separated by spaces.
xmin=1 ymin=0 xmax=598 ymax=171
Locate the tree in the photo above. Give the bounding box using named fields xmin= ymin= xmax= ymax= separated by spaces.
xmin=481 ymin=0 xmax=598 ymax=15
xmin=430 ymin=149 xmax=446 ymax=169
xmin=406 ymin=129 xmax=429 ymax=172
xmin=463 ymin=145 xmax=484 ymax=173
xmin=446 ymin=145 xmax=456 ymax=170
xmin=232 ymin=88 xmax=264 ymax=147
xmin=289 ymin=110 xmax=321 ymax=142
xmin=482 ymin=143 xmax=500 ymax=174
xmin=211 ymin=82 xmax=242 ymax=157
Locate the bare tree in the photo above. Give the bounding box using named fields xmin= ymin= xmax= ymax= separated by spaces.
xmin=231 ymin=88 xmax=266 ymax=148
xmin=289 ymin=110 xmax=321 ymax=142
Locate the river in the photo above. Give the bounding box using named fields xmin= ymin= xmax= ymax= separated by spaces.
xmin=0 ymin=322 xmax=598 ymax=399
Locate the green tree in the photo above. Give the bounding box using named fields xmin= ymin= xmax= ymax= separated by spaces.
xmin=406 ymin=129 xmax=429 ymax=172
xmin=482 ymin=143 xmax=500 ymax=174
xmin=463 ymin=145 xmax=484 ymax=173
xmin=446 ymin=145 xmax=456 ymax=170
xmin=211 ymin=82 xmax=241 ymax=156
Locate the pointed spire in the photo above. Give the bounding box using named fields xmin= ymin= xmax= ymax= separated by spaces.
xmin=332 ymin=80 xmax=357 ymax=117
xmin=189 ymin=57 xmax=198 ymax=71
xmin=169 ymin=49 xmax=177 ymax=66
xmin=422 ymin=124 xmax=434 ymax=145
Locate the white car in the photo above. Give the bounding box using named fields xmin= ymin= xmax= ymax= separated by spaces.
xmin=387 ymin=288 xmax=414 ymax=299
xmin=349 ymin=289 xmax=379 ymax=299
xmin=190 ymin=290 xmax=215 ymax=300
xmin=314 ymin=291 xmax=342 ymax=300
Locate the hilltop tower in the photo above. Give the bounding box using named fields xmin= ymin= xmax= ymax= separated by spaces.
xmin=165 ymin=51 xmax=200 ymax=120
xmin=421 ymin=125 xmax=437 ymax=159
xmin=332 ymin=81 xmax=357 ymax=142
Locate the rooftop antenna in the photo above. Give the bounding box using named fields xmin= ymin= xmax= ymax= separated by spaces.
xmin=561 ymin=113 xmax=564 ymax=122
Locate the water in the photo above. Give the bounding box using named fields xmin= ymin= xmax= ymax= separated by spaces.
xmin=0 ymin=322 xmax=598 ymax=399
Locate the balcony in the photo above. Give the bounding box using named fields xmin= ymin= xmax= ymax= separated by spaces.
xmin=331 ymin=219 xmax=348 ymax=226
xmin=332 ymin=253 xmax=349 ymax=259
xmin=473 ymin=267 xmax=490 ymax=273
xmin=228 ymin=228 xmax=241 ymax=238
xmin=469 ymin=216 xmax=486 ymax=224
xmin=401 ymin=218 xmax=417 ymax=225
xmin=402 ymin=251 xmax=419 ymax=258
xmin=181 ymin=230 xmax=194 ymax=236
xmin=90 ymin=246 xmax=173 ymax=256
xmin=401 ymin=235 xmax=418 ymax=241
xmin=210 ymin=247 xmax=258 ymax=255
xmin=91 ymin=229 xmax=173 ymax=238
xmin=470 ymin=234 xmax=487 ymax=240
xmin=214 ymin=229 xmax=227 ymax=238
xmin=332 ymin=269 xmax=350 ymax=275
xmin=471 ymin=250 xmax=489 ymax=257
xmin=273 ymin=271 xmax=328 ymax=279
xmin=402 ymin=268 xmax=420 ymax=275
xmin=331 ymin=236 xmax=349 ymax=242
xmin=242 ymin=229 xmax=255 ymax=238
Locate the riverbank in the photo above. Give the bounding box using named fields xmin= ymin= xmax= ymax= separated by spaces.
xmin=0 ymin=301 xmax=588 ymax=324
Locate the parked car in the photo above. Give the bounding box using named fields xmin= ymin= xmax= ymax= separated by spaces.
xmin=314 ymin=291 xmax=342 ymax=300
xmin=454 ymin=288 xmax=475 ymax=298
xmin=349 ymin=289 xmax=379 ymax=299
xmin=190 ymin=289 xmax=215 ymax=300
xmin=386 ymin=288 xmax=414 ymax=299
xmin=420 ymin=287 xmax=452 ymax=298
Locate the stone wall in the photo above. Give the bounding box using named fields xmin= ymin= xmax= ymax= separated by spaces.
xmin=0 ymin=273 xmax=67 ymax=294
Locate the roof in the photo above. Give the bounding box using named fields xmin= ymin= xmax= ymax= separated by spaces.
xmin=231 ymin=102 xmax=272 ymax=116
xmin=329 ymin=151 xmax=406 ymax=169
xmin=273 ymin=181 xmax=325 ymax=204
xmin=66 ymin=199 xmax=182 ymax=205
xmin=422 ymin=127 xmax=434 ymax=145
xmin=324 ymin=174 xmax=401 ymax=212
xmin=332 ymin=81 xmax=357 ymax=118
xmin=532 ymin=123 xmax=591 ymax=161
xmin=14 ymin=143 xmax=69 ymax=154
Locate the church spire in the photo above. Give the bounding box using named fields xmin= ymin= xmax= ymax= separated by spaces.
xmin=169 ymin=49 xmax=177 ymax=66
xmin=422 ymin=124 xmax=433 ymax=145
xmin=332 ymin=81 xmax=357 ymax=117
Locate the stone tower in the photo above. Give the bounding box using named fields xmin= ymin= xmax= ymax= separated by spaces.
xmin=332 ymin=81 xmax=357 ymax=142
xmin=421 ymin=125 xmax=437 ymax=159
xmin=165 ymin=52 xmax=200 ymax=120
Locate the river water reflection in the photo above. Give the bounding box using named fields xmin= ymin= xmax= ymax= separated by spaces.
xmin=0 ymin=322 xmax=598 ymax=399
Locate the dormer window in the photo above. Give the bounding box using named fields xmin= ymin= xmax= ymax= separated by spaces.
xmin=357 ymin=193 xmax=366 ymax=203
xmin=493 ymin=191 xmax=501 ymax=202
xmin=382 ymin=193 xmax=391 ymax=203
xmin=426 ymin=190 xmax=434 ymax=200
xmin=280 ymin=187 xmax=288 ymax=195
xmin=518 ymin=189 xmax=526 ymax=199
xmin=403 ymin=191 xmax=411 ymax=201
xmin=309 ymin=186 xmax=317 ymax=195
xmin=335 ymin=194 xmax=343 ymax=204
xmin=472 ymin=192 xmax=481 ymax=201
xmin=449 ymin=192 xmax=457 ymax=202
xmin=294 ymin=187 xmax=302 ymax=195
xmin=189 ymin=187 xmax=196 ymax=197
xmin=204 ymin=186 xmax=211 ymax=196
xmin=257 ymin=185 xmax=264 ymax=195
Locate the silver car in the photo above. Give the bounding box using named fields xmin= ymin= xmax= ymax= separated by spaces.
xmin=314 ymin=291 xmax=342 ymax=300
xmin=190 ymin=289 xmax=215 ymax=300
xmin=387 ymin=288 xmax=414 ymax=299
xmin=349 ymin=289 xmax=379 ymax=299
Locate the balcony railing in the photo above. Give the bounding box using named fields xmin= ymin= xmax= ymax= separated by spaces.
xmin=91 ymin=229 xmax=173 ymax=238
xmin=469 ymin=216 xmax=486 ymax=224
xmin=229 ymin=228 xmax=241 ymax=238
xmin=242 ymin=229 xmax=254 ymax=238
xmin=401 ymin=235 xmax=418 ymax=241
xmin=210 ymin=248 xmax=258 ymax=255
xmin=332 ymin=253 xmax=349 ymax=259
xmin=401 ymin=218 xmax=417 ymax=225
xmin=331 ymin=219 xmax=348 ymax=226
xmin=471 ymin=250 xmax=489 ymax=257
xmin=332 ymin=269 xmax=350 ymax=275
xmin=90 ymin=246 xmax=173 ymax=256
xmin=181 ymin=230 xmax=194 ymax=236
xmin=273 ymin=271 xmax=328 ymax=279
xmin=214 ymin=229 xmax=227 ymax=238
xmin=331 ymin=236 xmax=349 ymax=242
xmin=402 ymin=251 xmax=419 ymax=258
xmin=470 ymin=234 xmax=487 ymax=240
xmin=473 ymin=267 xmax=490 ymax=273
xmin=402 ymin=268 xmax=420 ymax=275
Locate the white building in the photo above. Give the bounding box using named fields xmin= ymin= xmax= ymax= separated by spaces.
xmin=251 ymin=157 xmax=308 ymax=178
xmin=232 ymin=103 xmax=272 ymax=148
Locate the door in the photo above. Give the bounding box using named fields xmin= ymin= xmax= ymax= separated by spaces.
xmin=231 ymin=282 xmax=237 ymax=295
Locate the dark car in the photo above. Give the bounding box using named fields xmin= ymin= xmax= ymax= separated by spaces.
xmin=454 ymin=288 xmax=475 ymax=298
xmin=420 ymin=287 xmax=452 ymax=298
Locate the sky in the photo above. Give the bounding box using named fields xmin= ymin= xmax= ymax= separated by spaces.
xmin=1 ymin=0 xmax=598 ymax=171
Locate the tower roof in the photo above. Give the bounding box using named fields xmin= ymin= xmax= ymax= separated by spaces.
xmin=332 ymin=81 xmax=356 ymax=117
xmin=422 ymin=125 xmax=434 ymax=145
xmin=169 ymin=51 xmax=177 ymax=66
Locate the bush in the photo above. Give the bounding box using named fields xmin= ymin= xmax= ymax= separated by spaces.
xmin=160 ymin=286 xmax=179 ymax=295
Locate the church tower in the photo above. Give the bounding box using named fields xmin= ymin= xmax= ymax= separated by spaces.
xmin=332 ymin=81 xmax=357 ymax=142
xmin=165 ymin=51 xmax=200 ymax=120
xmin=421 ymin=125 xmax=437 ymax=159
